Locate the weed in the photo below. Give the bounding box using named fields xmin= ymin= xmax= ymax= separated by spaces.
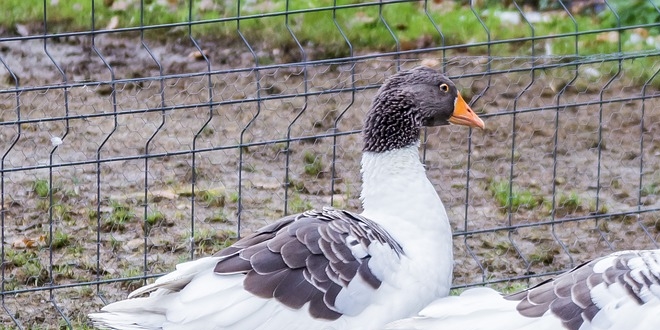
xmin=202 ymin=126 xmax=214 ymax=136
xmin=529 ymin=246 xmax=559 ymax=266
xmin=243 ymin=162 xmax=257 ymax=173
xmin=87 ymin=208 xmax=99 ymax=221
xmin=197 ymin=189 xmax=226 ymax=207
xmin=187 ymin=228 xmax=237 ymax=254
xmin=206 ymin=210 xmax=230 ymax=223
xmin=102 ymin=201 xmax=135 ymax=232
xmin=228 ymin=192 xmax=240 ymax=204
xmin=119 ymin=266 xmax=145 ymax=292
xmin=588 ymin=200 xmax=609 ymax=215
xmin=145 ymin=211 xmax=166 ymax=229
xmin=641 ymin=182 xmax=660 ymax=197
xmin=488 ymin=180 xmax=540 ymax=210
xmin=303 ymin=151 xmax=324 ymax=177
xmin=449 ymin=288 xmax=466 ymax=296
xmin=66 ymin=243 xmax=85 ymax=257
xmin=53 ymin=263 xmax=75 ymax=279
xmin=109 ymin=235 xmax=122 ymax=252
xmin=36 ymin=199 xmax=49 ymax=212
xmin=497 ymin=282 xmax=529 ymax=295
xmin=76 ymin=286 xmax=95 ymax=298
xmin=5 ymin=248 xmax=35 ymax=268
xmin=270 ymin=142 xmax=289 ymax=155
xmin=288 ymin=179 xmax=308 ymax=193
xmin=52 ymin=203 xmax=73 ymax=222
xmin=51 ymin=229 xmax=71 ymax=249
xmin=289 ymin=194 xmax=313 ymax=213
xmin=32 ymin=179 xmax=49 ymax=198
xmin=6 ymin=249 xmax=49 ymax=286
xmin=557 ymin=191 xmax=582 ymax=212
xmin=332 ymin=198 xmax=345 ymax=209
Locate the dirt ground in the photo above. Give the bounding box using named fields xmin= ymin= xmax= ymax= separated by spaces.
xmin=1 ymin=33 xmax=660 ymax=328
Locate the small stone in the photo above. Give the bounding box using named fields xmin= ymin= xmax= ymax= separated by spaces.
xmin=124 ymin=238 xmax=144 ymax=252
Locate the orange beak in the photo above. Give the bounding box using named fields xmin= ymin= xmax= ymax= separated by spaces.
xmin=448 ymin=92 xmax=485 ymax=129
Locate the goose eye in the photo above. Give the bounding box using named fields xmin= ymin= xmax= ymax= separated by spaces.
xmin=439 ymin=83 xmax=449 ymax=92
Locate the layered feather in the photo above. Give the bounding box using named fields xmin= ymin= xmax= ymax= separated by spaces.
xmin=386 ymin=249 xmax=660 ymax=330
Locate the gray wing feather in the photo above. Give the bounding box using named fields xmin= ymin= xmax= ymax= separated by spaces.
xmin=505 ymin=250 xmax=660 ymax=330
xmin=212 ymin=207 xmax=403 ymax=320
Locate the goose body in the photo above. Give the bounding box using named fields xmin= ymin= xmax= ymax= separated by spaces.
xmin=88 ymin=66 xmax=485 ymax=330
xmin=385 ymin=249 xmax=660 ymax=330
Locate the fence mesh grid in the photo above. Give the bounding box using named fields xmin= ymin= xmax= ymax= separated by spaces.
xmin=1 ymin=0 xmax=660 ymax=328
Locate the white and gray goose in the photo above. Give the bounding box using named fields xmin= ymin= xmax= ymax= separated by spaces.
xmin=88 ymin=66 xmax=485 ymax=330
xmin=386 ymin=249 xmax=660 ymax=330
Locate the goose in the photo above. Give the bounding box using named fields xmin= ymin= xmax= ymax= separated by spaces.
xmin=385 ymin=249 xmax=660 ymax=330
xmin=88 ymin=66 xmax=485 ymax=330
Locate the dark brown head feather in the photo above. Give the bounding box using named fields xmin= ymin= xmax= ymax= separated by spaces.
xmin=363 ymin=67 xmax=462 ymax=153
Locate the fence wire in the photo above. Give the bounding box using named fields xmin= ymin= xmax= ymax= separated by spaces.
xmin=1 ymin=0 xmax=660 ymax=328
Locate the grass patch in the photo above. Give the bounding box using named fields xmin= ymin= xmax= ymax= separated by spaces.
xmin=228 ymin=191 xmax=239 ymax=204
xmin=488 ymin=180 xmax=540 ymax=211
xmin=641 ymin=182 xmax=660 ymax=197
xmin=101 ymin=200 xmax=135 ymax=232
xmin=588 ymin=200 xmax=609 ymax=215
xmin=206 ymin=210 xmax=230 ymax=223
xmin=557 ymin=191 xmax=582 ymax=212
xmin=197 ymin=189 xmax=226 ymax=207
xmin=143 ymin=210 xmax=167 ymax=233
xmin=146 ymin=210 xmax=166 ymax=226
xmin=288 ymin=193 xmax=313 ymax=213
xmin=50 ymin=229 xmax=71 ymax=249
xmin=548 ymin=191 xmax=585 ymax=217
xmin=497 ymin=282 xmax=530 ymax=295
xmin=529 ymin=246 xmax=560 ymax=266
xmin=303 ymin=151 xmax=324 ymax=177
xmin=109 ymin=235 xmax=122 ymax=252
xmin=186 ymin=228 xmax=237 ymax=254
xmin=2 ymin=1 xmax=659 ymax=88
xmin=118 ymin=264 xmax=145 ymax=292
xmin=4 ymin=248 xmax=49 ymax=287
xmin=32 ymin=179 xmax=50 ymax=198
xmin=53 ymin=203 xmax=73 ymax=222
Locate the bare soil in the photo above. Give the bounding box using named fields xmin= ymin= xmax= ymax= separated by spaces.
xmin=1 ymin=33 xmax=660 ymax=328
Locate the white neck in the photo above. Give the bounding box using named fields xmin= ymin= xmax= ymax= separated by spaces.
xmin=359 ymin=144 xmax=452 ymax=240
xmin=359 ymin=143 xmax=454 ymax=298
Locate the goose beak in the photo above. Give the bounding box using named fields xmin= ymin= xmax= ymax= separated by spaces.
xmin=448 ymin=92 xmax=485 ymax=129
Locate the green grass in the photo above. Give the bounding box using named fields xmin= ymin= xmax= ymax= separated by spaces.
xmin=303 ymin=151 xmax=324 ymax=177
xmin=4 ymin=248 xmax=49 ymax=288
xmin=288 ymin=193 xmax=313 ymax=213
xmin=529 ymin=246 xmax=560 ymax=266
xmin=109 ymin=234 xmax=122 ymax=252
xmin=488 ymin=180 xmax=540 ymax=211
xmin=206 ymin=210 xmax=230 ymax=223
xmin=557 ymin=191 xmax=582 ymax=210
xmin=2 ymin=1 xmax=659 ymax=87
xmin=449 ymin=281 xmax=529 ymax=297
xmin=641 ymin=182 xmax=660 ymax=197
xmin=51 ymin=229 xmax=71 ymax=249
xmin=144 ymin=210 xmax=167 ymax=233
xmin=197 ymin=189 xmax=226 ymax=207
xmin=228 ymin=191 xmax=239 ymax=204
xmin=53 ymin=203 xmax=73 ymax=222
xmin=32 ymin=179 xmax=50 ymax=198
xmin=101 ymin=200 xmax=135 ymax=231
xmin=497 ymin=281 xmax=530 ymax=295
xmin=118 ymin=264 xmax=145 ymax=292
xmin=186 ymin=228 xmax=237 ymax=254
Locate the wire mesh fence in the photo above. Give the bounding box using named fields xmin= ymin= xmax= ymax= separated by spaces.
xmin=1 ymin=0 xmax=660 ymax=328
